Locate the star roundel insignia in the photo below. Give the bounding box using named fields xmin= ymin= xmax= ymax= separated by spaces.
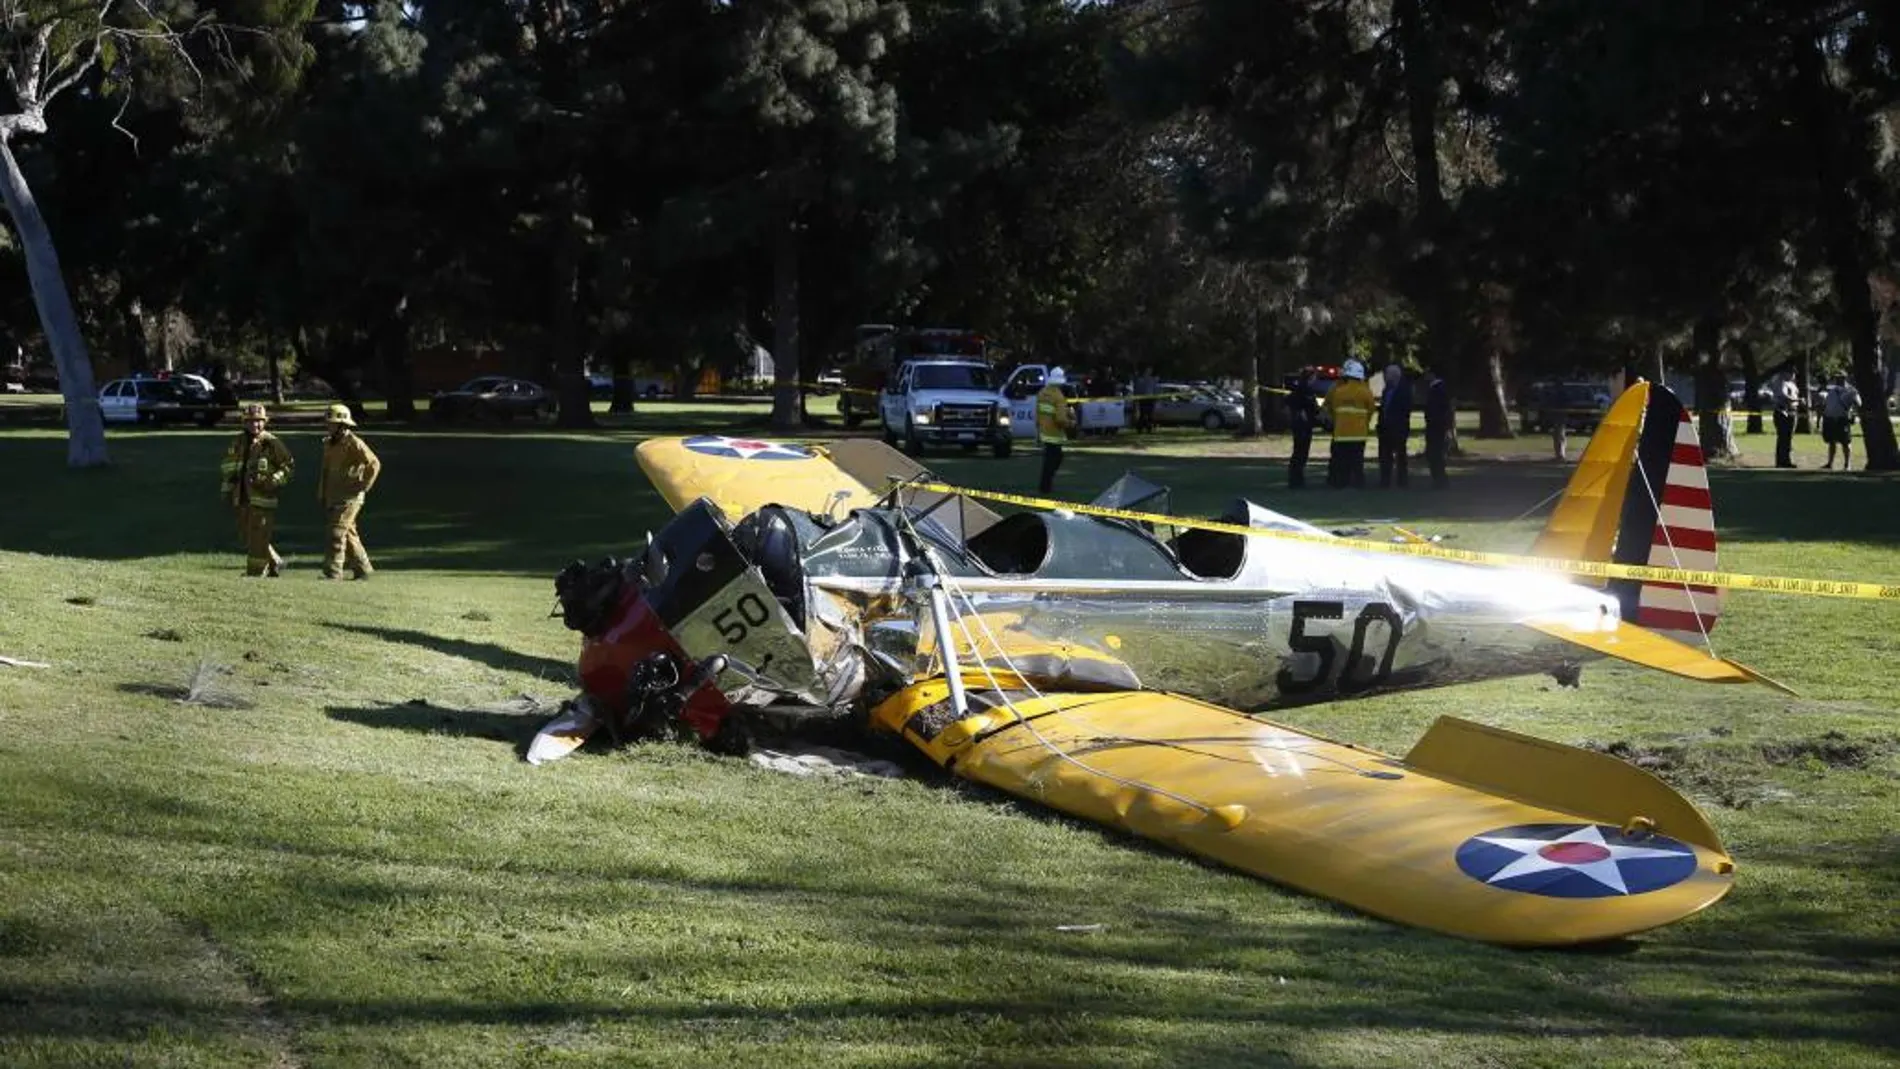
xmin=682 ymin=435 xmax=814 ymax=461
xmin=1455 ymin=823 xmax=1698 ymax=899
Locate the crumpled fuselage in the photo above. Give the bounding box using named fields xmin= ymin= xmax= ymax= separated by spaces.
xmin=642 ymin=496 xmax=1619 ymax=716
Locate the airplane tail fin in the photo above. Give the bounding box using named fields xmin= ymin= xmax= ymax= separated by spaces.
xmin=1611 ymin=386 xmax=1724 ymax=644
xmin=1531 ymin=382 xmax=1724 ymax=647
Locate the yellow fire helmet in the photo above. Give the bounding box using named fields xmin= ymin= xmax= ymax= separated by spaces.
xmin=326 ymin=403 xmax=356 ymax=427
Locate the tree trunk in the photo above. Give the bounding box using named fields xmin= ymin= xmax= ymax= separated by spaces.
xmin=1796 ymin=349 xmax=1813 ymax=434
xmin=119 ymin=294 xmax=149 ymax=374
xmin=1795 ymin=39 xmax=1899 ymax=470
xmin=1737 ymin=340 xmax=1763 ymax=434
xmin=1693 ymin=316 xmax=1728 ymax=459
xmin=0 ymin=137 xmax=105 ymax=466
xmin=377 ymin=298 xmax=417 ymax=421
xmin=770 ymin=212 xmax=801 ymax=433
xmin=1262 ymin=318 xmax=1286 ymax=433
xmin=1241 ymin=305 xmax=1262 ymax=437
xmin=609 ymin=343 xmax=635 ymax=415
xmin=266 ymin=329 xmax=285 ymax=405
xmin=552 ymin=183 xmax=595 ymax=428
xmin=1474 ymin=348 xmax=1512 ymax=437
xmin=1393 ymin=0 xmax=1459 ymax=393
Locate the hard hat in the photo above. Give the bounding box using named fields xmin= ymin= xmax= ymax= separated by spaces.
xmin=326 ymin=403 xmax=356 ymax=427
xmin=1342 ymin=359 xmax=1367 ymax=381
xmin=1047 ymin=367 xmax=1068 ymax=386
xmin=241 ymin=403 xmax=269 ymax=423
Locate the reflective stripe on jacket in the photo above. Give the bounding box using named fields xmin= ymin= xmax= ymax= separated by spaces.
xmin=222 ymin=431 xmax=295 ymax=509
xmin=1326 ymin=379 xmax=1376 ymax=441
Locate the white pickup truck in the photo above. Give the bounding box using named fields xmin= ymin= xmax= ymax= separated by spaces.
xmin=999 ymin=364 xmax=1127 ymax=439
xmin=878 ymin=359 xmax=1014 ymax=457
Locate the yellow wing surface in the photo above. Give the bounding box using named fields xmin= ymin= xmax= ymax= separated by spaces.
xmin=873 ymin=681 xmax=1734 ymax=946
xmin=635 ymin=435 xmax=883 ymax=520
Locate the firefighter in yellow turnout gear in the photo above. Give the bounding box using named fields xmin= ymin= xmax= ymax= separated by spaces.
xmin=318 ymin=404 xmax=382 ymax=580
xmin=1324 ymin=359 xmax=1376 ymax=488
xmin=220 ymin=403 xmax=295 ymax=576
xmin=1035 ymin=367 xmax=1076 ymax=495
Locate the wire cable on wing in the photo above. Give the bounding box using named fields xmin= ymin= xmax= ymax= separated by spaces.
xmin=891 ymin=503 xmax=1234 ymax=816
xmin=1630 ymin=445 xmax=1719 ymax=655
xmin=892 ymin=496 xmax=1394 ymax=795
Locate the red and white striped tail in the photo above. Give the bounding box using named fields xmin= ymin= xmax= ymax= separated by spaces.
xmin=1635 ymin=411 xmax=1722 ymax=643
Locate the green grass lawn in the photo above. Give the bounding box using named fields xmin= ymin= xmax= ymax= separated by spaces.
xmin=2 ymin=408 xmax=1897 ymax=1068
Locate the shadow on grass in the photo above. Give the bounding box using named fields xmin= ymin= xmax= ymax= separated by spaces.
xmin=116 ymin=681 xmax=256 ymax=711
xmin=325 ymin=699 xmax=549 ymax=752
xmin=4 ymin=421 xmax=1895 ymax=578
xmin=0 ymin=428 xmax=681 ymax=574
xmin=6 ymin=762 xmax=1894 ymax=1062
xmin=324 ymin=623 xmax=573 ymax=683
xmin=2 ymin=880 xmax=1892 ymax=1060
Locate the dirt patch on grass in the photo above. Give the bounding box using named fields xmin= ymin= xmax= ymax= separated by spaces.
xmin=1587 ymin=731 xmax=1898 ymax=809
xmin=1586 ymin=739 xmax=1781 ymax=809
xmin=1760 ymin=731 xmax=1900 ymax=771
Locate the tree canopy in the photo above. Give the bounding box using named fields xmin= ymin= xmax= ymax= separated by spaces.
xmin=5 ymin=0 xmax=1896 ymax=466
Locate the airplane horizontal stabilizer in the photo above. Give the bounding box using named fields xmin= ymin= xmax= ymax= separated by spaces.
xmin=1523 ymin=618 xmax=1793 ymax=695
xmin=871 ymin=682 xmax=1734 ymax=946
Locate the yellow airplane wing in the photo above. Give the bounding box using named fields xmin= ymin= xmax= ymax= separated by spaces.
xmin=1526 ymin=617 xmax=1796 ymax=694
xmin=636 ymin=435 xmax=884 ymax=520
xmin=873 ymin=680 xmax=1734 ymax=946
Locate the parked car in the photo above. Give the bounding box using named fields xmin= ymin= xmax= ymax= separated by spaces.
xmin=814 ymin=369 xmax=846 ymax=394
xmin=429 ymin=376 xmax=555 ymax=422
xmin=1153 ymin=382 xmax=1246 ymax=430
xmin=98 ymin=377 xmax=227 ymax=426
xmin=1518 ymin=381 xmax=1612 ymax=433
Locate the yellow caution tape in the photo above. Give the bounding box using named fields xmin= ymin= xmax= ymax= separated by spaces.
xmin=895 ymin=480 xmax=1900 ymax=602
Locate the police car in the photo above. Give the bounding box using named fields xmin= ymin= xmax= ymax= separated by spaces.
xmin=98 ymin=376 xmax=227 ymax=426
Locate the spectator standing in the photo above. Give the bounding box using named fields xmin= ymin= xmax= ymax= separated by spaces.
xmin=1772 ymin=373 xmax=1799 ymax=468
xmin=1377 ymin=363 xmax=1413 ymax=488
xmin=1324 ymin=360 xmax=1374 ymax=488
xmin=1422 ymin=366 xmax=1452 ymax=489
xmin=1821 ymin=374 xmax=1861 ymax=469
xmin=1285 ymin=374 xmax=1320 ymax=489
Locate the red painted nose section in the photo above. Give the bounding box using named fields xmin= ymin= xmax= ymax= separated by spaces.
xmin=577 ymin=587 xmax=730 ymax=740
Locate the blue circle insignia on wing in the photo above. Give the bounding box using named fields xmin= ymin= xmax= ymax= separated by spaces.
xmin=1455 ymin=823 xmax=1698 ymax=898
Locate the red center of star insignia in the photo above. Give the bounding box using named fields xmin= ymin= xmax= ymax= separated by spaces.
xmin=1538 ymin=842 xmax=1611 ymax=864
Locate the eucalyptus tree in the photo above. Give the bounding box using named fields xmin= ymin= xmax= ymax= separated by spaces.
xmin=1108 ymin=0 xmax=1374 ymax=419
xmin=0 ymin=0 xmax=310 ymax=465
xmin=652 ymin=0 xmax=907 ymax=432
xmin=1494 ymin=0 xmax=1899 ymax=468
xmin=878 ymin=0 xmax=1140 ymax=361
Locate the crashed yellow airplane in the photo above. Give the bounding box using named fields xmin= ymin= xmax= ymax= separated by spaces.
xmin=535 ymin=382 xmax=1766 ymax=946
